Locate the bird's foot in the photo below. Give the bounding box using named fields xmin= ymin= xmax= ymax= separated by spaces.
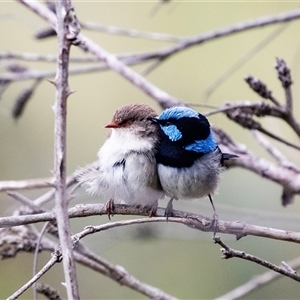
xmin=105 ymin=199 xmax=115 ymax=220
xmin=164 ymin=198 xmax=174 ymax=222
xmin=148 ymin=200 xmax=158 ymax=217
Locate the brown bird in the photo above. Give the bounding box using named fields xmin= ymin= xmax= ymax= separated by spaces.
xmin=76 ymin=103 xmax=164 ymax=216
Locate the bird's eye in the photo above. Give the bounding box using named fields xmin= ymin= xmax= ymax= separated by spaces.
xmin=126 ymin=119 xmax=134 ymax=125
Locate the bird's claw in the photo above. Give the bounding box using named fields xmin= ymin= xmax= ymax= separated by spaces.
xmin=105 ymin=199 xmax=115 ymax=220
xmin=148 ymin=199 xmax=158 ymax=217
xmin=164 ymin=198 xmax=174 ymax=222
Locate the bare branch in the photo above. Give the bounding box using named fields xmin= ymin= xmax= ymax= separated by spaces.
xmin=7 ymin=249 xmax=60 ymax=300
xmin=216 ymin=255 xmax=300 ymax=300
xmin=1 ymin=204 xmax=300 ymax=243
xmin=53 ymin=0 xmax=80 ymax=298
xmin=252 ymin=130 xmax=300 ymax=172
xmin=74 ymin=244 xmax=177 ymax=300
xmin=0 ymin=177 xmax=54 ymax=192
xmin=107 ymin=8 xmax=300 ymax=63
xmin=0 ymin=51 xmax=96 ymax=63
xmin=7 ymin=191 xmax=45 ymax=213
xmin=213 ymin=126 xmax=300 ymax=194
xmin=214 ymin=237 xmax=300 ymax=282
xmin=17 ymin=0 xmax=181 ymax=109
xmin=81 ymin=21 xmax=183 ymax=42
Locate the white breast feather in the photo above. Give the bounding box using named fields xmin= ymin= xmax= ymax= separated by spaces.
xmin=79 ymin=128 xmax=163 ymax=205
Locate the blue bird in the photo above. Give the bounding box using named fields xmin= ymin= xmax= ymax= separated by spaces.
xmin=155 ymin=106 xmax=236 ymax=231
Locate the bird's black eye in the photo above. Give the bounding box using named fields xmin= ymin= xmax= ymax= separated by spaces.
xmin=159 ymin=119 xmax=172 ymax=126
xmin=127 ymin=119 xmax=134 ymax=125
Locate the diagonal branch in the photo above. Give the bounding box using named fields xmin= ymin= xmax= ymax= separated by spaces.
xmin=216 ymin=255 xmax=300 ymax=300
xmin=214 ymin=237 xmax=300 ymax=282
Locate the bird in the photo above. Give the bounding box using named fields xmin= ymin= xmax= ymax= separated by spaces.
xmin=154 ymin=106 xmax=236 ymax=232
xmin=76 ymin=103 xmax=164 ymax=217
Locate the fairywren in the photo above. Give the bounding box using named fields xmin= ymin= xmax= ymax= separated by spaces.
xmin=76 ymin=103 xmax=164 ymax=216
xmin=155 ymin=106 xmax=236 ymax=224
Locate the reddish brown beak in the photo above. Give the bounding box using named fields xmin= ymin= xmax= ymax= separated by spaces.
xmin=105 ymin=121 xmax=119 ymax=128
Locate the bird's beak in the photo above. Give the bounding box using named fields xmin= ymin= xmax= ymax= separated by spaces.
xmin=149 ymin=117 xmax=158 ymax=123
xmin=105 ymin=121 xmax=119 ymax=128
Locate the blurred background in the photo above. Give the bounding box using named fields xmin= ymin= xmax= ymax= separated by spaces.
xmin=1 ymin=1 xmax=300 ymax=299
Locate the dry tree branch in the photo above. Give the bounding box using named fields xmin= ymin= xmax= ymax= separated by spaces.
xmin=0 ymin=51 xmax=97 ymax=63
xmin=214 ymin=237 xmax=300 ymax=283
xmin=74 ymin=244 xmax=177 ymax=300
xmin=115 ymin=8 xmax=300 ymax=64
xmin=7 ymin=254 xmax=59 ymax=300
xmin=4 ymin=230 xmax=177 ymax=300
xmin=252 ymin=130 xmax=300 ymax=172
xmin=17 ymin=1 xmax=300 ymax=111
xmin=17 ymin=0 xmax=181 ymax=109
xmin=1 ymin=198 xmax=177 ymax=299
xmin=215 ymin=256 xmax=300 ymax=299
xmin=81 ymin=21 xmax=183 ymax=42
xmin=3 ymin=2 xmax=300 ymax=298
xmin=1 ymin=203 xmax=300 ymax=243
xmin=0 ymin=178 xmax=54 ymax=192
xmin=52 ymin=0 xmax=80 ymax=298
xmin=0 ymin=216 xmax=177 ymax=299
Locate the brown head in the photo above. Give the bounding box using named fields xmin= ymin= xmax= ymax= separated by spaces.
xmin=105 ymin=103 xmax=159 ymax=138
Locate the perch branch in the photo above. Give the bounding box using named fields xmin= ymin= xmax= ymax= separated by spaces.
xmin=1 ymin=204 xmax=300 ymax=243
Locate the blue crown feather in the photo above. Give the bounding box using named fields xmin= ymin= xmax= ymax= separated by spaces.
xmin=158 ymin=106 xmax=199 ymax=121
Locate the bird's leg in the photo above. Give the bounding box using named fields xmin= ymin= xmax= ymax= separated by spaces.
xmin=208 ymin=194 xmax=218 ymax=238
xmin=105 ymin=198 xmax=115 ymax=220
xmin=149 ymin=199 xmax=159 ymax=217
xmin=165 ymin=197 xmax=175 ymax=221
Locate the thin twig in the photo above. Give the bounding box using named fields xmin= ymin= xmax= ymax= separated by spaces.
xmin=33 ymin=223 xmax=49 ymax=300
xmin=0 ymin=177 xmax=54 ymax=192
xmin=7 ymin=254 xmax=59 ymax=300
xmin=81 ymin=21 xmax=183 ymax=42
xmin=6 ymin=191 xmax=45 ymax=213
xmin=214 ymin=237 xmax=300 ymax=282
xmin=216 ymin=255 xmax=300 ymax=300
xmin=252 ymin=130 xmax=300 ymax=172
xmin=0 ymin=51 xmax=98 ymax=63
xmin=34 ymin=174 xmax=77 ymax=206
xmin=204 ymin=23 xmax=288 ymax=100
xmin=258 ymin=127 xmax=300 ymax=151
xmin=110 ymin=8 xmax=300 ymax=64
xmin=74 ymin=243 xmax=177 ymax=300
